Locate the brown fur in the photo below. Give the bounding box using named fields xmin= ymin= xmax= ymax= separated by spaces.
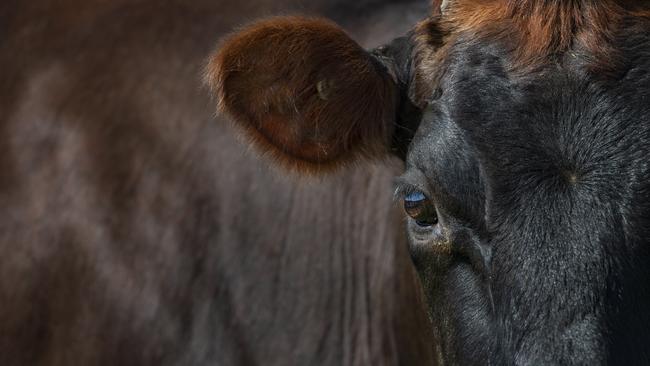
xmin=430 ymin=0 xmax=443 ymax=15
xmin=1 ymin=1 xmax=438 ymax=365
xmin=206 ymin=17 xmax=398 ymax=173
xmin=409 ymin=0 xmax=650 ymax=105
xmin=444 ymin=0 xmax=624 ymax=66
xmin=410 ymin=17 xmax=446 ymax=107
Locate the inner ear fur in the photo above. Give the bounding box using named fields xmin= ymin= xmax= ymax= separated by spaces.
xmin=206 ymin=17 xmax=398 ymax=172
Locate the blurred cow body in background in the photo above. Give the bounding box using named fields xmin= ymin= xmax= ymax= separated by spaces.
xmin=0 ymin=1 xmax=435 ymax=365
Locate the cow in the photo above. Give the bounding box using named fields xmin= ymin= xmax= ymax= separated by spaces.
xmin=0 ymin=1 xmax=436 ymax=365
xmin=209 ymin=0 xmax=650 ymax=364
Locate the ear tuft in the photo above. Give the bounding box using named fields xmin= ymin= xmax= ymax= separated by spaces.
xmin=206 ymin=17 xmax=397 ymax=172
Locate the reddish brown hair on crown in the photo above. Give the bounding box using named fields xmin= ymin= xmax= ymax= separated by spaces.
xmin=410 ymin=0 xmax=650 ymax=104
xmin=206 ymin=17 xmax=398 ymax=173
xmin=443 ymin=0 xmax=630 ymax=67
xmin=434 ymin=0 xmax=650 ymax=68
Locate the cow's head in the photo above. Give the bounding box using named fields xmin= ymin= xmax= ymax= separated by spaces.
xmin=208 ymin=1 xmax=650 ymax=364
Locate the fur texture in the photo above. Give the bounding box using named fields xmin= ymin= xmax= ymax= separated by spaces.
xmin=207 ymin=17 xmax=398 ymax=172
xmin=402 ymin=1 xmax=650 ymax=364
xmin=411 ymin=0 xmax=650 ymax=105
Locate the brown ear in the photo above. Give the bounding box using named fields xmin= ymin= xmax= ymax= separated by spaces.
xmin=206 ymin=17 xmax=398 ymax=172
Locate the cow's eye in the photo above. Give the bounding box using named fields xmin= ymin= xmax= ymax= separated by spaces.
xmin=403 ymin=191 xmax=438 ymax=227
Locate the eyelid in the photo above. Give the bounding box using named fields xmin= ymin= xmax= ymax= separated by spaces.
xmin=394 ymin=183 xmax=418 ymax=200
xmin=394 ymin=173 xmax=432 ymax=201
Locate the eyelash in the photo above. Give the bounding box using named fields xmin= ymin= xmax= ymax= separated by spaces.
xmin=395 ymin=183 xmax=424 ymax=200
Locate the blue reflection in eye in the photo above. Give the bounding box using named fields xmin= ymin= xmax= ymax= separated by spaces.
xmin=405 ymin=191 xmax=426 ymax=202
xmin=403 ymin=190 xmax=437 ymax=227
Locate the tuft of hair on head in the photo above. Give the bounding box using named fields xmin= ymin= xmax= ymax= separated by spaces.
xmin=205 ymin=16 xmax=399 ymax=174
xmin=430 ymin=0 xmax=641 ymax=72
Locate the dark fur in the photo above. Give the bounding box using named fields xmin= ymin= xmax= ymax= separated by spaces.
xmin=0 ymin=1 xmax=435 ymax=365
xmin=403 ymin=1 xmax=650 ymax=364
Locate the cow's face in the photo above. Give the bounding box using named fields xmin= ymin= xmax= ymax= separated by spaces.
xmin=208 ymin=2 xmax=650 ymax=364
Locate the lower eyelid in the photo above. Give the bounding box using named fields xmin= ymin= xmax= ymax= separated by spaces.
xmin=409 ymin=218 xmax=440 ymax=233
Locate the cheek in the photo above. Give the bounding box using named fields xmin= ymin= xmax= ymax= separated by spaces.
xmin=407 ymin=219 xmax=491 ymax=288
xmin=443 ymin=262 xmax=494 ymax=363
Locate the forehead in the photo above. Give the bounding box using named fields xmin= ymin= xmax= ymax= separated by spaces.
xmin=404 ymin=29 xmax=640 ymax=224
xmin=403 ymin=1 xmax=650 ymax=195
xmin=406 ymin=0 xmax=628 ymax=165
xmin=409 ymin=49 xmax=592 ymax=172
xmin=408 ymin=0 xmax=636 ymax=106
